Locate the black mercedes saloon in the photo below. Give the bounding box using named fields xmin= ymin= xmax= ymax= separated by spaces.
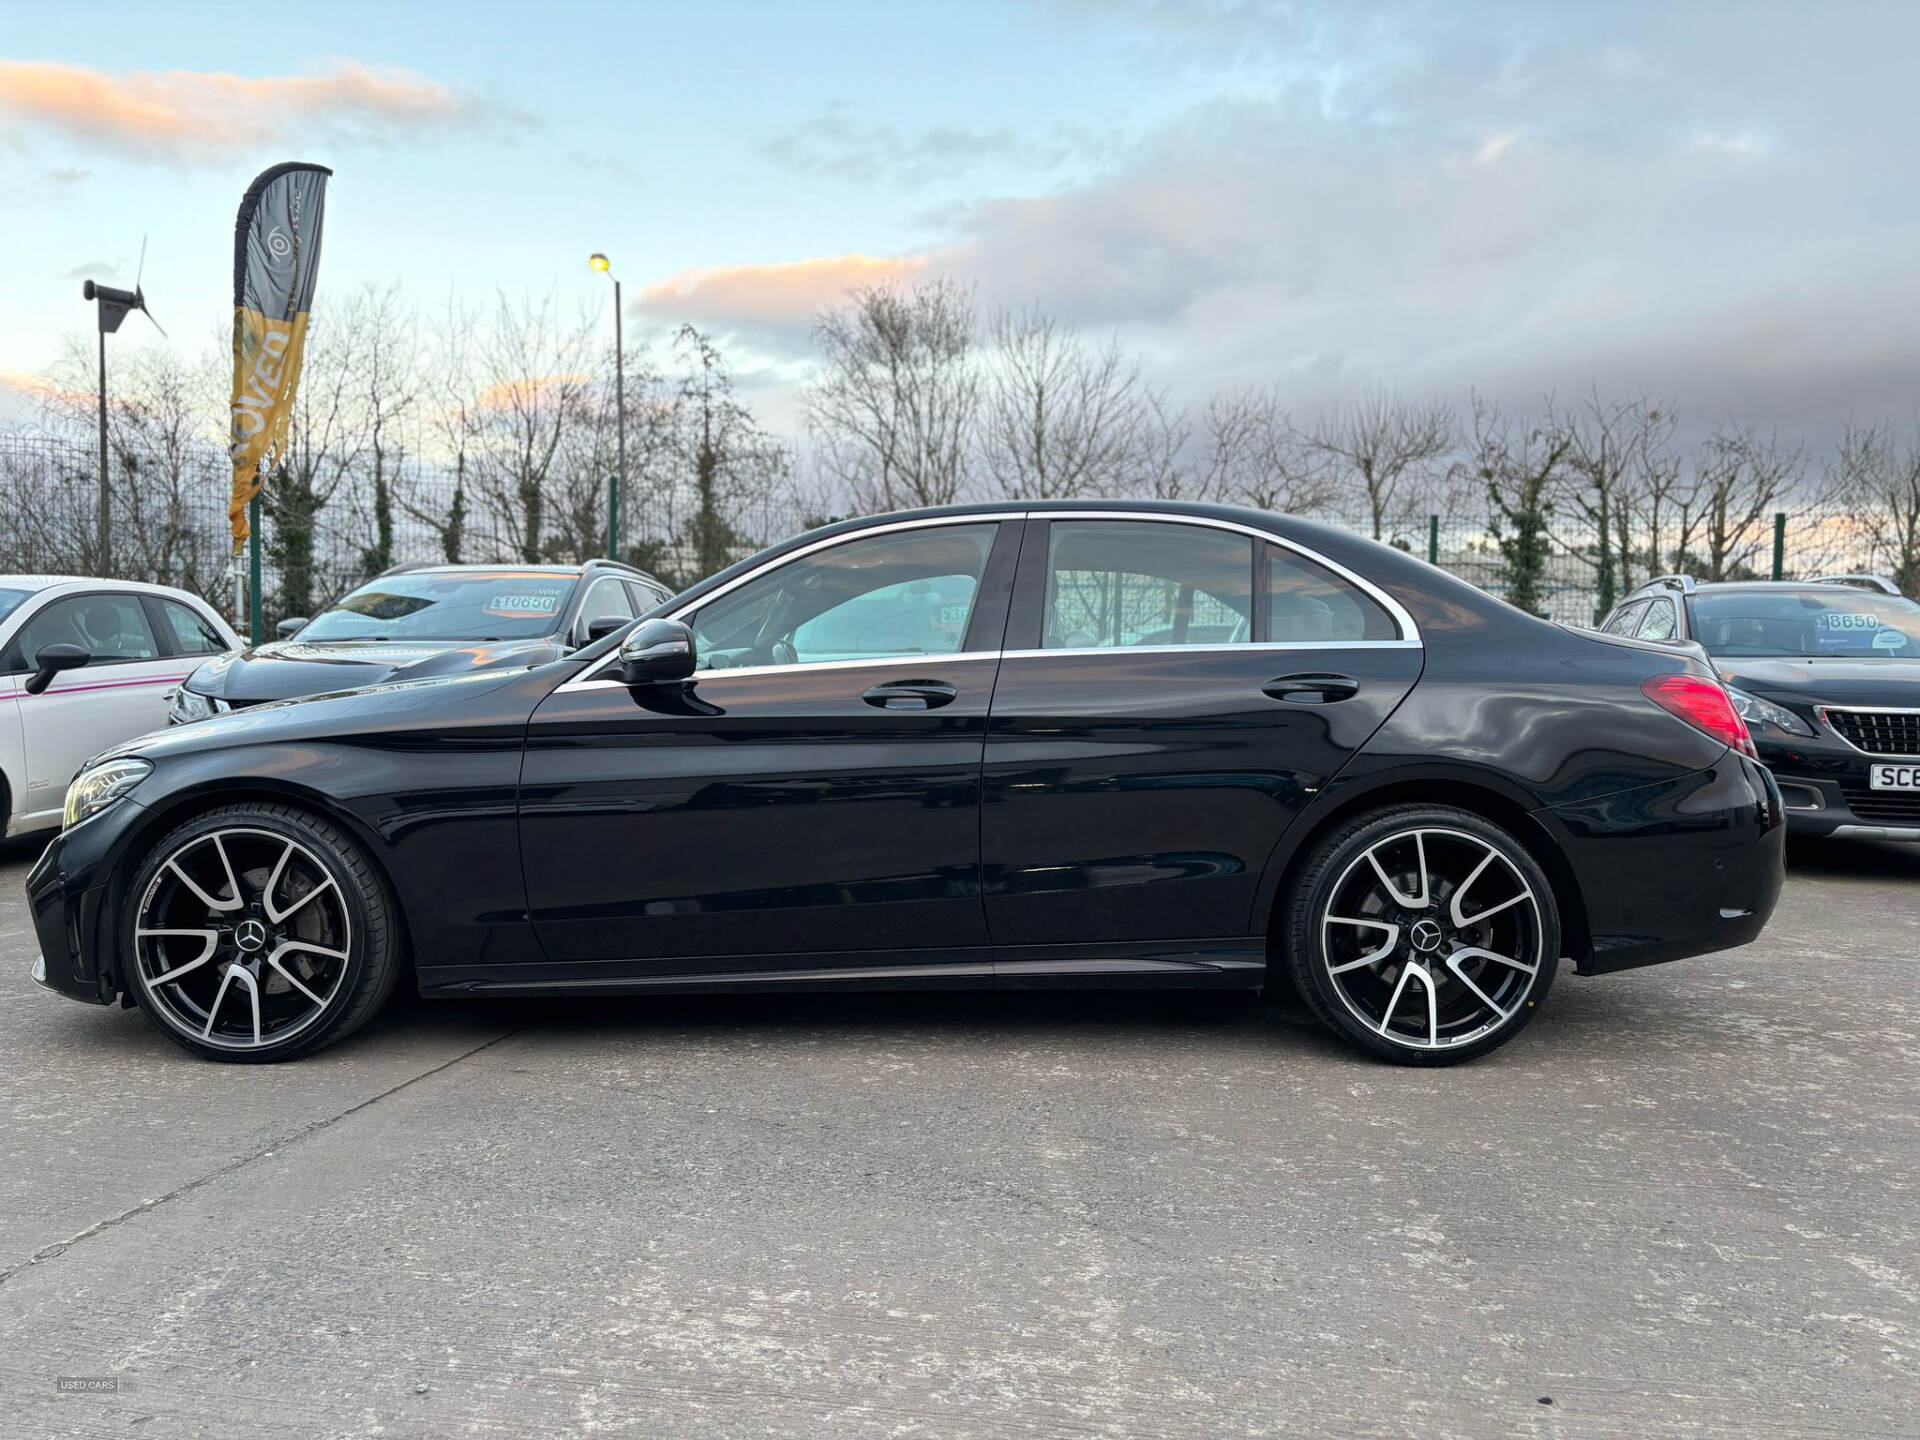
xmin=28 ymin=502 xmax=1785 ymax=1065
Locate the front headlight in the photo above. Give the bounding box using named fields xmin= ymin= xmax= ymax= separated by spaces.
xmin=168 ymin=686 xmax=216 ymax=725
xmin=63 ymin=757 xmax=153 ymax=829
xmin=1724 ymin=685 xmax=1815 ymax=738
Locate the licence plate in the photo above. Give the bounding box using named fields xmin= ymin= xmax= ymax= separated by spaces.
xmin=1870 ymin=763 xmax=1920 ymax=790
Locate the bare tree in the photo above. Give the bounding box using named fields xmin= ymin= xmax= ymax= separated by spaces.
xmin=1689 ymin=426 xmax=1804 ymax=581
xmin=1198 ymin=386 xmax=1336 ymax=513
xmin=805 ymin=278 xmax=979 ymax=512
xmin=342 ymin=283 xmax=420 ymax=577
xmin=976 ymin=309 xmax=1166 ymax=500
xmin=1564 ymin=390 xmax=1676 ymax=621
xmin=1832 ymin=421 xmax=1920 ymax=594
xmin=467 ymin=292 xmax=596 ymax=564
xmin=1303 ymin=391 xmax=1455 ymax=543
xmin=402 ymin=294 xmax=481 ymax=564
xmin=44 ymin=338 xmax=228 ymax=592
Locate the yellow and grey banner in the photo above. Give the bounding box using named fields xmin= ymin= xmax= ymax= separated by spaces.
xmin=228 ymin=162 xmax=331 ymax=551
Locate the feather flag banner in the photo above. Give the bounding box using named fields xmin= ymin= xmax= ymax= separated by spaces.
xmin=228 ymin=162 xmax=331 ymax=551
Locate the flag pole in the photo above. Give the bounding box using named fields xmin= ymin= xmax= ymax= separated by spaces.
xmin=249 ymin=495 xmax=263 ymax=644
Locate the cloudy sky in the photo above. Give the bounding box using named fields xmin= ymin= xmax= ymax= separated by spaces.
xmin=3 ymin=0 xmax=1916 ymax=445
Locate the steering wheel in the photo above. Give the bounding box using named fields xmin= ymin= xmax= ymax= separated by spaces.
xmin=770 ymin=638 xmax=797 ymax=668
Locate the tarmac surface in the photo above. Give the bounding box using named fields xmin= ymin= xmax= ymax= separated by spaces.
xmin=1 ymin=832 xmax=1915 ymax=1438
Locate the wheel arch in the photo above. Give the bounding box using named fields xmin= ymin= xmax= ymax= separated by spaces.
xmin=102 ymin=779 xmax=414 ymax=992
xmin=1258 ymin=772 xmax=1593 ymax=972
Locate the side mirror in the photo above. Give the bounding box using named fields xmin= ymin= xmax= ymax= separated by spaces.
xmin=618 ymin=618 xmax=696 ymax=686
xmin=24 ymin=642 xmax=90 ymax=695
xmin=585 ymin=614 xmax=629 ymax=645
xmin=275 ymin=616 xmax=309 ymax=640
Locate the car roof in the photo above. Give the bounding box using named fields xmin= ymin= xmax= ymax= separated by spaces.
xmin=1690 ymin=581 xmax=1899 ymax=595
xmin=371 ymin=560 xmax=660 ymax=579
xmin=0 ymin=574 xmax=218 ymax=603
xmin=377 ymin=563 xmax=585 ymax=576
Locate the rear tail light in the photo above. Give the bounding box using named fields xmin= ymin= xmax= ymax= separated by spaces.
xmin=1641 ymin=674 xmax=1758 ymax=759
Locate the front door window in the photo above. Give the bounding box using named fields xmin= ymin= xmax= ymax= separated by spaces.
xmin=690 ymin=524 xmax=999 ymax=671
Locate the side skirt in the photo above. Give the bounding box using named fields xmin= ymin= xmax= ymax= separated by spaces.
xmin=419 ymin=939 xmax=1268 ymax=998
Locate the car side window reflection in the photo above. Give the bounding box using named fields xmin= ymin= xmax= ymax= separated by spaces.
xmin=159 ymin=599 xmax=228 ymax=656
xmin=1637 ymin=598 xmax=1678 ymax=641
xmin=574 ymin=577 xmax=634 ymax=646
xmin=688 ymin=524 xmax=998 ymax=671
xmin=1602 ymin=601 xmax=1647 ymax=636
xmin=1043 ymin=520 xmax=1252 ymax=649
xmin=17 ymin=594 xmax=160 ymax=666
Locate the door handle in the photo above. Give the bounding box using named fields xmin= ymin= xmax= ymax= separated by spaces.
xmin=861 ymin=680 xmax=958 ymax=711
xmin=1263 ymin=672 xmax=1360 ymax=704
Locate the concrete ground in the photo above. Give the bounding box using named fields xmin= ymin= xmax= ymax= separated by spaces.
xmin=0 ymin=833 xmax=1914 ymax=1440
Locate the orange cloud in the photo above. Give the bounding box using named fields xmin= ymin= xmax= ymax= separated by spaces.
xmin=637 ymin=253 xmax=934 ymax=330
xmin=0 ymin=366 xmax=91 ymax=409
xmin=0 ymin=59 xmax=503 ymax=163
xmin=472 ymin=373 xmax=591 ymax=413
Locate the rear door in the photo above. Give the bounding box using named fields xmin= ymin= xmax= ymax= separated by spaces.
xmin=981 ymin=515 xmax=1423 ymax=953
xmin=4 ymin=589 xmax=187 ymax=827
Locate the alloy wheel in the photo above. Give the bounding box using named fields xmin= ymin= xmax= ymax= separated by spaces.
xmin=131 ymin=827 xmax=353 ymax=1052
xmin=1318 ymin=826 xmax=1544 ymax=1052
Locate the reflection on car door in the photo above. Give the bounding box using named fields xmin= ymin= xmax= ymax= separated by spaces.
xmin=515 ymin=519 xmax=1021 ymax=981
xmin=982 ymin=518 xmax=1423 ymax=966
xmin=5 ymin=591 xmax=188 ymax=828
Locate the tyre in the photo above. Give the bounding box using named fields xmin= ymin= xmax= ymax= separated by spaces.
xmin=122 ymin=803 xmax=403 ymax=1062
xmin=1284 ymin=805 xmax=1560 ymax=1065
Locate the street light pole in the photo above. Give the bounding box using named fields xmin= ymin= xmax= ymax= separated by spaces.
xmin=612 ymin=276 xmax=625 ymax=561
xmin=590 ymin=253 xmax=625 ymax=561
xmin=95 ymin=323 xmax=109 ymax=573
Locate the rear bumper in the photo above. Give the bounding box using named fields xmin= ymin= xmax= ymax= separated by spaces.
xmin=1536 ymin=755 xmax=1785 ymax=976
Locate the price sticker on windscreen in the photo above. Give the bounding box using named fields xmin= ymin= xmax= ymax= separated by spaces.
xmin=484 ymin=591 xmax=563 ymax=619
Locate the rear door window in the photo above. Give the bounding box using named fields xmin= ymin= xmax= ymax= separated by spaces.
xmin=1043 ymin=520 xmax=1253 ymax=649
xmin=157 ymin=599 xmax=229 ymax=656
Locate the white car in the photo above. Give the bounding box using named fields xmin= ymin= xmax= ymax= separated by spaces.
xmin=1 ymin=576 xmax=239 ymax=839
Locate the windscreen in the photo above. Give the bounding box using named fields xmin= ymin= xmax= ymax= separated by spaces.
xmin=296 ymin=572 xmax=578 ymax=643
xmin=0 ymin=588 xmax=30 ymax=625
xmin=1691 ymin=589 xmax=1920 ymax=658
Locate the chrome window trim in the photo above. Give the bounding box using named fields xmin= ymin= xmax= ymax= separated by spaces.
xmin=1000 ymin=640 xmax=1423 ymax=661
xmin=1819 ymin=704 xmax=1920 ymax=757
xmin=564 ymin=650 xmax=1007 ymax=689
xmin=557 ymin=507 xmax=1422 ymax=692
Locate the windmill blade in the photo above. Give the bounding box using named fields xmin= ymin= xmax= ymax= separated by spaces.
xmin=132 ymin=236 xmax=166 ymax=337
xmin=135 ymin=289 xmax=168 ymax=339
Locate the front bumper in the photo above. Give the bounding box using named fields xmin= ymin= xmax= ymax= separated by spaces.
xmin=1536 ymin=754 xmax=1785 ymax=976
xmin=1755 ymin=735 xmax=1920 ymax=841
xmin=25 ymin=799 xmax=147 ymax=1006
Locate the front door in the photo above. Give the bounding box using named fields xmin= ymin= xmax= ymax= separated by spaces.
xmin=519 ymin=518 xmax=1021 ymax=976
xmin=982 ymin=516 xmax=1423 ymax=951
